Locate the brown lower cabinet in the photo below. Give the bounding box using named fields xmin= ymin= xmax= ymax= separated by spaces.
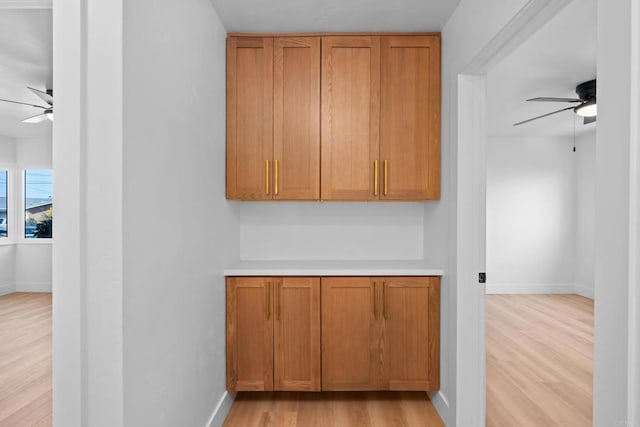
xmin=226 ymin=277 xmax=321 ymax=392
xmin=322 ymin=277 xmax=440 ymax=391
xmin=226 ymin=276 xmax=439 ymax=393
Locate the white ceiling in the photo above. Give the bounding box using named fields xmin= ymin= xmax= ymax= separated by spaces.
xmin=0 ymin=8 xmax=52 ymax=139
xmin=210 ymin=0 xmax=461 ymax=33
xmin=487 ymin=0 xmax=597 ymax=138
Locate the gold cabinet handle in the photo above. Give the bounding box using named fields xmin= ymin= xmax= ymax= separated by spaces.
xmin=274 ymin=160 xmax=280 ymax=196
xmin=383 ymin=160 xmax=388 ymax=196
xmin=373 ymin=282 xmax=378 ymax=320
xmin=383 ymin=281 xmax=388 ymax=319
xmin=276 ymin=281 xmax=281 ymax=321
xmin=265 ymin=281 xmax=271 ymax=319
xmin=265 ymin=160 xmax=270 ymax=195
xmin=374 ymin=160 xmax=379 ymax=196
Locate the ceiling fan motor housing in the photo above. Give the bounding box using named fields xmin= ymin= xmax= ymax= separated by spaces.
xmin=576 ymin=79 xmax=596 ymax=102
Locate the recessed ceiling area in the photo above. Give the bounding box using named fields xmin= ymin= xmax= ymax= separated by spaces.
xmin=487 ymin=0 xmax=596 ymax=138
xmin=0 ymin=8 xmax=52 ymax=139
xmin=209 ymin=0 xmax=461 ymax=33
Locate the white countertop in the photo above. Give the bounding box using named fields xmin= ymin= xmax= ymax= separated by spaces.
xmin=224 ymin=260 xmax=443 ymax=276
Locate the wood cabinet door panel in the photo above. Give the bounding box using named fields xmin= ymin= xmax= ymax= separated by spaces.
xmin=274 ymin=277 xmax=321 ymax=391
xmin=226 ymin=277 xmax=274 ymax=391
xmin=273 ymin=37 xmax=320 ymax=200
xmin=321 ymin=277 xmax=381 ymax=390
xmin=321 ymin=36 xmax=380 ymax=200
xmin=380 ymin=35 xmax=440 ymax=200
xmin=381 ymin=276 xmax=440 ymax=391
xmin=226 ymin=37 xmax=274 ymax=200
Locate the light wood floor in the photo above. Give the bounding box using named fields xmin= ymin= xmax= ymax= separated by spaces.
xmin=486 ymin=294 xmax=593 ymax=426
xmin=0 ymin=291 xmax=594 ymax=425
xmin=223 ymin=391 xmax=444 ymax=426
xmin=0 ymin=292 xmax=52 ymax=427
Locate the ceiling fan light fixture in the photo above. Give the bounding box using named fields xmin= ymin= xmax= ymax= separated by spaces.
xmin=575 ymin=101 xmax=597 ymax=117
xmin=45 ymin=109 xmax=53 ymax=121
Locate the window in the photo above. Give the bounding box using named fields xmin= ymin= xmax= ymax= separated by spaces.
xmin=24 ymin=170 xmax=53 ymax=239
xmin=0 ymin=170 xmax=6 ymax=238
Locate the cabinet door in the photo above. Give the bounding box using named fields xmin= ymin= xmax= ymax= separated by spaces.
xmin=380 ymin=35 xmax=441 ymax=200
xmin=273 ymin=37 xmax=320 ymax=200
xmin=321 ymin=277 xmax=381 ymax=390
xmin=321 ymin=36 xmax=380 ymax=200
xmin=226 ymin=277 xmax=274 ymax=391
xmin=226 ymin=37 xmax=274 ymax=200
xmin=381 ymin=277 xmax=440 ymax=391
xmin=274 ymin=277 xmax=321 ymax=391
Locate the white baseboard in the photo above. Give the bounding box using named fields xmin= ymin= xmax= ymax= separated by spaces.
xmin=16 ymin=282 xmax=52 ymax=292
xmin=486 ymin=283 xmax=575 ymax=294
xmin=486 ymin=283 xmax=595 ymax=300
xmin=429 ymin=391 xmax=450 ymax=425
xmin=205 ymin=391 xmax=235 ymax=427
xmin=573 ymin=283 xmax=595 ymax=299
xmin=0 ymin=283 xmax=15 ymax=296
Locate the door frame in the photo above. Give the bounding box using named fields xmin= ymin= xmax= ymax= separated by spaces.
xmin=455 ymin=0 xmax=574 ymax=424
xmin=457 ymin=0 xmax=640 ymax=424
xmin=627 ymin=0 xmax=640 ymax=422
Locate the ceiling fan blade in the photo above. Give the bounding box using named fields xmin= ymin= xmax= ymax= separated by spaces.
xmin=22 ymin=113 xmax=49 ymax=124
xmin=584 ymin=116 xmax=597 ymax=125
xmin=0 ymin=97 xmax=47 ymax=109
xmin=513 ymin=106 xmax=576 ymax=126
xmin=27 ymin=87 xmax=53 ymax=105
xmin=526 ymin=97 xmax=582 ymax=103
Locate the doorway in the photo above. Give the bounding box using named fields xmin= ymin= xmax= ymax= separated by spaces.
xmin=456 ymin=0 xmax=640 ymax=425
xmin=484 ymin=1 xmax=596 ymax=423
xmin=0 ymin=4 xmax=54 ymax=425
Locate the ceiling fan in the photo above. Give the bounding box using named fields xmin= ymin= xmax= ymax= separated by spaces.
xmin=0 ymin=87 xmax=53 ymax=123
xmin=514 ymin=79 xmax=596 ymax=126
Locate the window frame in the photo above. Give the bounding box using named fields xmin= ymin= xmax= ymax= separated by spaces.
xmin=22 ymin=169 xmax=54 ymax=242
xmin=0 ymin=168 xmax=9 ymax=242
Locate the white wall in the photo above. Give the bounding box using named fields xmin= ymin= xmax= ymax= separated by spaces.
xmin=122 ymin=0 xmax=238 ymax=426
xmin=239 ymin=202 xmax=424 ymax=260
xmin=0 ymin=244 xmax=16 ymax=295
xmin=574 ymin=131 xmax=596 ymax=298
xmin=486 ymin=136 xmax=578 ymax=294
xmin=16 ymin=137 xmax=52 ymax=167
xmin=15 ymin=242 xmax=52 ymax=291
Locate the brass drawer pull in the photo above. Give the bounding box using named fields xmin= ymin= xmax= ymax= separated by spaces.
xmin=383 ymin=160 xmax=388 ymax=196
xmin=374 ymin=160 xmax=379 ymax=196
xmin=275 ymin=160 xmax=280 ymax=196
xmin=265 ymin=160 xmax=270 ymax=195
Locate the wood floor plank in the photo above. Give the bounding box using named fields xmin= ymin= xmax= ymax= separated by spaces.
xmin=224 ymin=392 xmax=443 ymax=426
xmin=486 ymin=294 xmax=593 ymax=426
xmin=0 ymin=292 xmax=52 ymax=427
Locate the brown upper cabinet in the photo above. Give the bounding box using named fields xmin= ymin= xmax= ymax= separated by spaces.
xmin=226 ymin=34 xmax=440 ymax=201
xmin=226 ymin=37 xmax=274 ymax=201
xmin=227 ymin=36 xmax=320 ymax=200
xmin=380 ymin=36 xmax=441 ymax=200
xmin=321 ymin=36 xmax=381 ymax=201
